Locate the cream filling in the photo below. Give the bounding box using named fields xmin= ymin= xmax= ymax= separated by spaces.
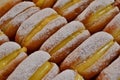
xmin=29 ymin=62 xmax=53 ymax=80
xmin=49 ymin=29 xmax=85 ymax=55
xmin=21 ymin=13 xmax=60 ymax=46
xmin=84 ymin=4 xmax=114 ymax=29
xmin=73 ymin=40 xmax=114 ymax=74
xmin=0 ymin=47 xmax=27 ymax=70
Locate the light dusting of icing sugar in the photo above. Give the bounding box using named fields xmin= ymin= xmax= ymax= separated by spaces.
xmin=0 ymin=1 xmax=35 ymax=26
xmin=76 ymin=0 xmax=114 ymax=21
xmin=7 ymin=51 xmax=50 ymax=80
xmin=16 ymin=8 xmax=57 ymax=43
xmin=77 ymin=32 xmax=113 ymax=61
xmin=40 ymin=21 xmax=85 ymax=52
xmin=51 ymin=30 xmax=90 ymax=62
xmin=8 ymin=7 xmax=39 ymax=28
xmin=84 ymin=42 xmax=120 ymax=78
xmin=61 ymin=32 xmax=113 ymax=68
xmin=28 ymin=16 xmax=67 ymax=46
xmin=0 ymin=42 xmax=21 ymax=59
xmin=52 ymin=69 xmax=76 ymax=80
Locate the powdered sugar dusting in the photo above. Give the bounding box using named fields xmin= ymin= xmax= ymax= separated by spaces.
xmin=61 ymin=32 xmax=113 ymax=69
xmin=7 ymin=51 xmax=50 ymax=80
xmin=76 ymin=0 xmax=114 ymax=21
xmin=52 ymin=69 xmax=76 ymax=80
xmin=83 ymin=42 xmax=120 ymax=79
xmin=0 ymin=42 xmax=21 ymax=59
xmin=0 ymin=1 xmax=35 ymax=26
xmin=40 ymin=21 xmax=85 ymax=52
xmin=26 ymin=16 xmax=67 ymax=49
xmin=9 ymin=7 xmax=39 ymax=28
xmin=16 ymin=8 xmax=57 ymax=43
xmin=51 ymin=30 xmax=90 ymax=63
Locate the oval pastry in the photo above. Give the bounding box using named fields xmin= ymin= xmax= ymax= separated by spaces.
xmin=61 ymin=32 xmax=120 ymax=79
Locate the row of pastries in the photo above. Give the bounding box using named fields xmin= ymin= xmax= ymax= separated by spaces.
xmin=0 ymin=0 xmax=120 ymax=80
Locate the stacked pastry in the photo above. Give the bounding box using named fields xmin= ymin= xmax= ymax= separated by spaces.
xmin=0 ymin=0 xmax=120 ymax=80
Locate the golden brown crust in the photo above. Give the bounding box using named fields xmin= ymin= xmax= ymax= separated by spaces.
xmin=0 ymin=0 xmax=22 ymax=17
xmin=0 ymin=52 xmax=27 ymax=80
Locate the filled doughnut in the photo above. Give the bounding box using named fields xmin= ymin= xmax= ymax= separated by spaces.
xmin=40 ymin=21 xmax=90 ymax=64
xmin=7 ymin=51 xmax=59 ymax=80
xmin=60 ymin=31 xmax=120 ymax=79
xmin=0 ymin=1 xmax=38 ymax=40
xmin=76 ymin=0 xmax=119 ymax=33
xmin=0 ymin=42 xmax=27 ymax=80
xmin=15 ymin=8 xmax=67 ymax=53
